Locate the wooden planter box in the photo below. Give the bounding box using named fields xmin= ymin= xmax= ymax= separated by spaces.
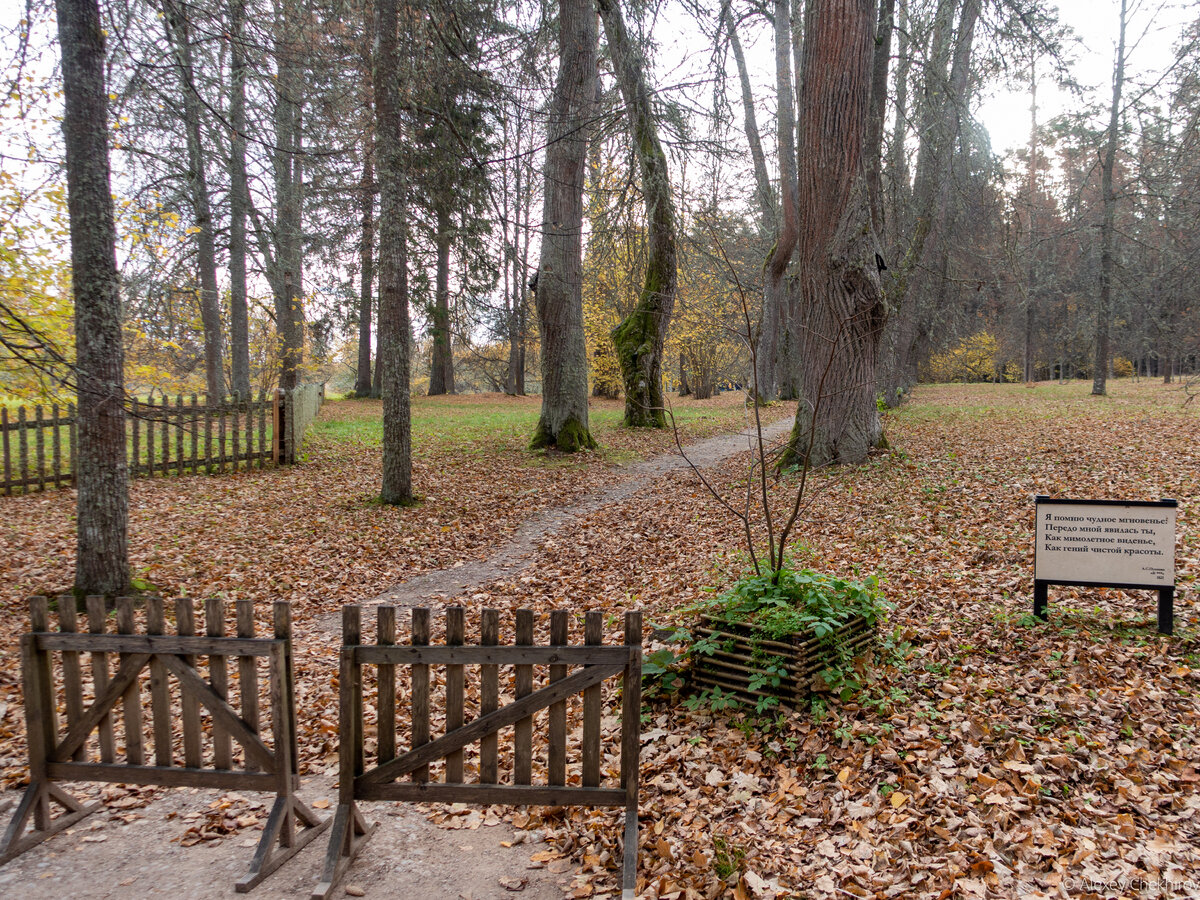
xmin=690 ymin=613 xmax=876 ymax=708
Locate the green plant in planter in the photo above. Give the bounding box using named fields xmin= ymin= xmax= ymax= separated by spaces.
xmin=699 ymin=565 xmax=886 ymax=640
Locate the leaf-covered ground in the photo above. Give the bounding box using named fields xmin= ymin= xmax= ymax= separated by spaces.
xmin=2 ymin=382 xmax=1199 ymax=899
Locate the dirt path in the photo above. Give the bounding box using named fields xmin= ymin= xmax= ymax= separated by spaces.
xmin=364 ymin=415 xmax=793 ymax=613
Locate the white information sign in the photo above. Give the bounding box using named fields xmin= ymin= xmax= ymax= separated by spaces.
xmin=1035 ymin=500 xmax=1176 ymax=588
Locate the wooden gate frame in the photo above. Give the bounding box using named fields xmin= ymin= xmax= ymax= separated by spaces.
xmin=315 ymin=605 xmax=643 ymax=900
xmin=1 ymin=596 xmax=328 ymax=891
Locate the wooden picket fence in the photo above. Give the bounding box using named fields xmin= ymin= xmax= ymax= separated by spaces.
xmin=0 ymin=391 xmax=279 ymax=495
xmin=316 ymin=605 xmax=643 ymax=900
xmin=1 ymin=596 xmax=328 ymax=890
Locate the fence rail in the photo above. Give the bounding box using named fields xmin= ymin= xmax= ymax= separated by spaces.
xmin=0 ymin=386 xmax=323 ymax=496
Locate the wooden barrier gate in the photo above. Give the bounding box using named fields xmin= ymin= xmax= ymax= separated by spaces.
xmin=2 ymin=596 xmax=328 ymax=891
xmin=316 ymin=605 xmax=643 ymax=900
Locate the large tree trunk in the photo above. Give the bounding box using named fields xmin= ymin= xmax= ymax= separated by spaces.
xmin=781 ymin=0 xmax=886 ymax=469
xmin=760 ymin=0 xmax=800 ymax=403
xmin=162 ymin=0 xmax=225 ymax=399
xmin=599 ymin=0 xmax=678 ymax=428
xmin=1092 ymin=0 xmax=1127 ymax=396
xmin=865 ymin=0 xmax=895 ymax=233
xmin=56 ymin=0 xmax=129 ymax=594
xmin=356 ymin=147 xmax=375 ymax=396
xmin=273 ymin=0 xmax=304 ymax=391
xmin=375 ymin=0 xmax=412 ymax=505
xmin=1023 ymin=58 xmax=1038 ymax=383
xmin=429 ymin=204 xmax=454 ymax=395
xmin=228 ymin=0 xmax=251 ymax=396
xmin=531 ymin=0 xmax=598 ymax=452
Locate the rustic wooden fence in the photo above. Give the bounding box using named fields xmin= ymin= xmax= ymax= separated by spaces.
xmin=1 ymin=596 xmax=328 ymax=891
xmin=315 ymin=605 xmax=643 ymax=900
xmin=1 ymin=385 xmax=326 ymax=495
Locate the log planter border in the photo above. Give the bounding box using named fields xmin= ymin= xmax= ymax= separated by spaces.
xmin=690 ymin=613 xmax=876 ymax=708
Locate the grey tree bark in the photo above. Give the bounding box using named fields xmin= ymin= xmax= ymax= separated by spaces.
xmin=531 ymin=0 xmax=598 ymax=452
xmin=599 ymin=0 xmax=678 ymax=428
xmin=375 ymin=0 xmax=412 ymax=504
xmin=761 ymin=0 xmax=800 ymax=403
xmin=56 ymin=0 xmax=129 ymax=594
xmin=429 ymin=204 xmax=455 ymax=395
xmin=723 ymin=2 xmax=776 ymax=231
xmin=356 ymin=147 xmax=375 ymax=397
xmin=780 ymin=0 xmax=886 ymax=469
xmin=162 ymin=0 xmax=225 ymax=399
xmin=228 ymin=0 xmax=251 ymax=396
xmin=1092 ymin=0 xmax=1127 ymax=396
xmin=273 ymin=0 xmax=304 ymax=391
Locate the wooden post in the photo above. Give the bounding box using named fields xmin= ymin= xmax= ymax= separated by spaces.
xmin=236 ymin=599 xmax=260 ymax=772
xmin=190 ymin=394 xmax=199 ymax=474
xmin=272 ymin=389 xmax=282 ymax=464
xmin=204 ymin=395 xmax=213 ymax=473
xmin=232 ymin=392 xmax=241 ymax=473
xmin=26 ymin=598 xmax=54 ymax=829
xmin=34 ymin=406 xmax=45 ymax=491
xmin=177 ymin=598 xmax=202 ymax=768
xmin=130 ymin=397 xmax=140 ymax=477
xmin=479 ymin=609 xmax=498 ymax=784
xmin=146 ymin=596 xmax=173 ymax=766
xmin=208 ymin=598 xmax=232 ymax=769
xmin=146 ymin=398 xmax=155 ymax=478
xmin=160 ymin=395 xmax=169 ymax=475
xmin=582 ymin=610 xmax=602 ymax=788
xmin=445 ymin=607 xmax=465 ymax=783
xmin=514 ymin=609 xmax=533 ymax=785
xmin=377 ymin=607 xmax=396 ymax=765
xmin=18 ymin=406 xmax=28 ymax=492
xmin=67 ymin=403 xmax=76 ymax=485
xmin=411 ymin=608 xmax=430 ymax=783
xmin=116 ymin=598 xmax=144 ymax=765
xmin=175 ymin=395 xmax=184 ymax=475
xmin=57 ymin=596 xmax=85 ymax=761
xmin=87 ymin=595 xmax=116 ymax=763
xmin=51 ymin=405 xmax=62 ymax=489
xmin=621 ymin=609 xmax=643 ymax=900
xmin=1033 ymin=580 xmax=1048 ymax=620
xmin=2 ymin=407 xmax=10 ymax=495
xmin=218 ymin=395 xmax=228 ymax=473
xmin=275 ymin=601 xmax=300 ymax=779
xmin=548 ymin=610 xmax=567 ymax=786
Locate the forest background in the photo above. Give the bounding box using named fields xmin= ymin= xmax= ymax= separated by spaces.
xmin=1 ymin=0 xmax=1197 ymax=413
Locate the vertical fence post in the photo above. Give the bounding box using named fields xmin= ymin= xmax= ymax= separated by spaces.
xmin=257 ymin=390 xmax=267 ymax=468
xmin=207 ymin=598 xmax=231 ymax=769
xmin=146 ymin=596 xmax=172 ymax=766
xmin=479 ymin=609 xmax=498 ymax=784
xmin=177 ymin=598 xmax=202 ymax=768
xmin=175 ymin=395 xmax=184 ymax=475
xmin=621 ymin=609 xmax=643 ymax=899
xmin=445 ymin=607 xmax=464 ymax=784
xmin=67 ymin=403 xmax=76 ymax=486
xmin=17 ymin=406 xmax=28 ymax=492
xmin=548 ymin=609 xmax=568 ymax=786
xmin=159 ymin=395 xmax=169 ymax=476
xmin=51 ymin=405 xmax=62 ymax=489
xmin=410 ymin=608 xmax=429 ymax=783
xmin=236 ymin=599 xmax=259 ymax=772
xmin=25 ymin=598 xmax=54 ymax=829
xmin=2 ymin=407 xmax=11 ymax=495
xmin=131 ymin=397 xmax=140 ymax=478
xmin=190 ymin=394 xmax=199 ymax=474
xmin=57 ymin=596 xmax=85 ymax=761
xmin=377 ymin=606 xmax=396 ymax=765
xmin=514 ymin=609 xmax=533 ymax=786
xmin=582 ymin=610 xmax=603 ymax=788
xmin=34 ymin=406 xmax=45 ymax=491
xmin=86 ymin=595 xmax=115 ymax=764
xmin=146 ymin=398 xmax=155 ymax=478
xmin=116 ymin=597 xmax=144 ymax=765
xmin=272 ymin=389 xmax=282 ymax=465
xmin=204 ymin=395 xmax=213 ymax=473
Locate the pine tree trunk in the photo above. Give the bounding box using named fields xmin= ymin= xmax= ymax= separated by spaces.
xmin=375 ymin=0 xmax=412 ymax=505
xmin=56 ymin=0 xmax=129 ymax=594
xmin=228 ymin=0 xmax=251 ymax=396
xmin=429 ymin=204 xmax=454 ymax=395
xmin=1093 ymin=0 xmax=1126 ymax=397
xmin=163 ymin=0 xmax=225 ymax=399
xmin=781 ymin=0 xmax=886 ymax=469
xmin=531 ymin=0 xmax=598 ymax=452
xmin=356 ymin=149 xmax=375 ymax=396
xmin=599 ymin=0 xmax=678 ymax=428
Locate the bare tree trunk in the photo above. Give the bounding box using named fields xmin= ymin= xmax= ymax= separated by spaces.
xmin=1092 ymin=0 xmax=1127 ymax=396
xmin=531 ymin=0 xmax=598 ymax=452
xmin=760 ymin=0 xmax=800 ymax=403
xmin=375 ymin=0 xmax=411 ymax=504
xmin=1023 ymin=57 xmax=1038 ymax=383
xmin=781 ymin=0 xmax=886 ymax=469
xmin=356 ymin=148 xmax=375 ymax=396
xmin=273 ymin=0 xmax=304 ymax=391
xmin=723 ymin=2 xmax=775 ymax=230
xmin=56 ymin=0 xmax=129 ymax=594
xmin=163 ymin=0 xmax=225 ymax=399
xmin=228 ymin=0 xmax=251 ymax=396
xmin=599 ymin=0 xmax=678 ymax=428
xmin=429 ymin=204 xmax=454 ymax=395
xmin=865 ymin=0 xmax=895 ymax=233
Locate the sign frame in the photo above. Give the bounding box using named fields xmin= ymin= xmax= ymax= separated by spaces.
xmin=1033 ymin=496 xmax=1178 ymax=634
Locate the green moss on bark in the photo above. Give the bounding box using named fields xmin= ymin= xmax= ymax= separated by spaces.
xmin=529 ymin=415 xmax=597 ymax=453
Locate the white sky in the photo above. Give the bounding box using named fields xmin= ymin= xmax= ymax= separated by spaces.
xmin=976 ymin=0 xmax=1195 ymax=155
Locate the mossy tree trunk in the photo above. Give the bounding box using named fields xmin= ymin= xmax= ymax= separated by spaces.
xmin=779 ymin=0 xmax=886 ymax=470
xmin=531 ymin=0 xmax=598 ymax=452
xmin=56 ymin=0 xmax=129 ymax=594
xmin=598 ymin=0 xmax=678 ymax=429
